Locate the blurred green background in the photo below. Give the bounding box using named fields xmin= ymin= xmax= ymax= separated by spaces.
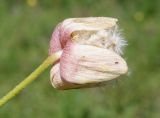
xmin=0 ymin=0 xmax=160 ymax=118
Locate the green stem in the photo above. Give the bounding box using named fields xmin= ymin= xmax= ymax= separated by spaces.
xmin=0 ymin=51 xmax=62 ymax=107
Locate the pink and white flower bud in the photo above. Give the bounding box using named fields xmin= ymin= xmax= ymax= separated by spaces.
xmin=49 ymin=17 xmax=128 ymax=89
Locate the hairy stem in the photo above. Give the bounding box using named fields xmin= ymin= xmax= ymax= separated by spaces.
xmin=0 ymin=51 xmax=62 ymax=107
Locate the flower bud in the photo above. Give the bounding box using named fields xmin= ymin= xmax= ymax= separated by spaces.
xmin=49 ymin=17 xmax=128 ymax=89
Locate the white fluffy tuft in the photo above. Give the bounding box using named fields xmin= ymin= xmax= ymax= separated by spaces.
xmin=108 ymin=26 xmax=127 ymax=55
xmin=75 ymin=26 xmax=127 ymax=55
xmin=91 ymin=26 xmax=127 ymax=55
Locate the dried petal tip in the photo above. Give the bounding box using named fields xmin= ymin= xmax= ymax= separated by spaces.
xmin=49 ymin=17 xmax=128 ymax=89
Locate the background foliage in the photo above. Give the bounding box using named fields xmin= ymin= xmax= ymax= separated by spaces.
xmin=0 ymin=0 xmax=160 ymax=118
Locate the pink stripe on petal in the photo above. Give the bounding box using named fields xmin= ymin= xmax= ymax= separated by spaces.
xmin=49 ymin=20 xmax=73 ymax=55
xmin=49 ymin=25 xmax=62 ymax=55
xmin=60 ymin=41 xmax=79 ymax=82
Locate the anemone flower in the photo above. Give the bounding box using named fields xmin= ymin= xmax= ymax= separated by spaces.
xmin=0 ymin=17 xmax=128 ymax=107
xmin=49 ymin=17 xmax=128 ymax=89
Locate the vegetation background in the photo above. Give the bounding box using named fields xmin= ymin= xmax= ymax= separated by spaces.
xmin=0 ymin=0 xmax=160 ymax=118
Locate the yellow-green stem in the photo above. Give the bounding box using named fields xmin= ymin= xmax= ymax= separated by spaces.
xmin=0 ymin=51 xmax=62 ymax=107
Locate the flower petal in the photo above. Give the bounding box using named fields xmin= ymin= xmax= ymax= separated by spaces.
xmin=60 ymin=41 xmax=128 ymax=84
